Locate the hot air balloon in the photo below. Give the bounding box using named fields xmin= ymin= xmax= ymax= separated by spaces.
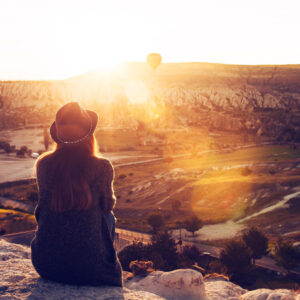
xmin=147 ymin=53 xmax=162 ymax=70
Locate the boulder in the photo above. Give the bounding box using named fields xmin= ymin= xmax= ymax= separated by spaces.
xmin=126 ymin=269 xmax=206 ymax=300
xmin=241 ymin=289 xmax=299 ymax=300
xmin=127 ymin=268 xmax=300 ymax=300
xmin=204 ymin=277 xmax=246 ymax=300
xmin=0 ymin=239 xmax=164 ymax=299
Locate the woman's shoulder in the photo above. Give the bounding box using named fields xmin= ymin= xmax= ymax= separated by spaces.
xmin=87 ymin=156 xmax=114 ymax=186
xmin=36 ymin=152 xmax=53 ymax=172
xmin=91 ymin=156 xmax=113 ymax=167
xmin=90 ymin=156 xmax=114 ymax=175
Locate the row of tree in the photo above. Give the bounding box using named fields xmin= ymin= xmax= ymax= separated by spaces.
xmin=147 ymin=212 xmax=203 ymax=236
xmin=0 ymin=141 xmax=32 ymax=156
xmin=118 ymin=231 xmax=203 ymax=272
xmin=119 ymin=223 xmax=300 ymax=287
xmin=220 ymin=227 xmax=300 ymax=284
xmin=0 ymin=127 xmax=51 ymax=156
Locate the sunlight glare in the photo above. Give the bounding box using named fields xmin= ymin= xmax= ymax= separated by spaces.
xmin=124 ymin=80 xmax=150 ymax=104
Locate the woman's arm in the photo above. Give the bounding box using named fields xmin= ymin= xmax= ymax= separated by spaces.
xmin=34 ymin=159 xmax=44 ymax=223
xmin=34 ymin=204 xmax=40 ymax=223
xmin=102 ymin=159 xmax=117 ymax=212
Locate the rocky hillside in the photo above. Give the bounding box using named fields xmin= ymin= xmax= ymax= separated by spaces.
xmin=1 ymin=239 xmax=299 ymax=299
xmin=0 ymin=63 xmax=300 ymax=138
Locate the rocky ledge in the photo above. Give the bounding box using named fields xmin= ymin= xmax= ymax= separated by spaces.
xmin=0 ymin=239 xmax=299 ymax=300
xmin=0 ymin=240 xmax=163 ymax=300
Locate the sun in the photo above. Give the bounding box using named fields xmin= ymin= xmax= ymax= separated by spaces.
xmin=48 ymin=11 xmax=131 ymax=78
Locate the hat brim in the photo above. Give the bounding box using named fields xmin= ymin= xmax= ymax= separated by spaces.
xmin=50 ymin=110 xmax=98 ymax=144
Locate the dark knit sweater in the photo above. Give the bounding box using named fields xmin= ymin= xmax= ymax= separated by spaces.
xmin=30 ymin=155 xmax=123 ymax=286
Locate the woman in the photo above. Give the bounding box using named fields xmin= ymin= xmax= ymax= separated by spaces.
xmin=30 ymin=102 xmax=123 ymax=286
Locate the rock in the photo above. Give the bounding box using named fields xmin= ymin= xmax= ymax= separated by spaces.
xmin=1 ymin=239 xmax=300 ymax=300
xmin=241 ymin=288 xmax=298 ymax=300
xmin=126 ymin=269 xmax=206 ymax=300
xmin=129 ymin=260 xmax=154 ymax=276
xmin=127 ymin=268 xmax=300 ymax=300
xmin=204 ymin=279 xmax=247 ymax=300
xmin=0 ymin=239 xmax=165 ymax=300
xmin=26 ymin=281 xmax=164 ymax=300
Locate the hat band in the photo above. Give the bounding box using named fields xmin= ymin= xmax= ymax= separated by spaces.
xmin=56 ymin=113 xmax=93 ymax=144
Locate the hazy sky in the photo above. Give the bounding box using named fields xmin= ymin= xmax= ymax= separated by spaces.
xmin=1 ymin=0 xmax=299 ymax=80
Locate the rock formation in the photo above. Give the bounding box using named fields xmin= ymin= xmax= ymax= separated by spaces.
xmin=0 ymin=239 xmax=164 ymax=299
xmin=126 ymin=269 xmax=207 ymax=300
xmin=0 ymin=63 xmax=300 ymax=139
xmin=1 ymin=239 xmax=300 ymax=299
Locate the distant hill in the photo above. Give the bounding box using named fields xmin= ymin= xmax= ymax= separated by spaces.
xmin=0 ymin=62 xmax=300 ymax=139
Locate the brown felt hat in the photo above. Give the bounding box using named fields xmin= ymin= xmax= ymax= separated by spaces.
xmin=50 ymin=102 xmax=98 ymax=144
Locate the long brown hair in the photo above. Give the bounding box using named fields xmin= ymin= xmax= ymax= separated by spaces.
xmin=36 ymin=135 xmax=98 ymax=212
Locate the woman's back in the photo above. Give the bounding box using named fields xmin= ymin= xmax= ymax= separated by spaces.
xmin=31 ymin=154 xmax=123 ymax=286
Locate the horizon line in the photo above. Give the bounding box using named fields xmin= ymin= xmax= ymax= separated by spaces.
xmin=1 ymin=60 xmax=300 ymax=82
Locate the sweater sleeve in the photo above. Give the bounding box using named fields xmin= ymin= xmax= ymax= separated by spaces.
xmin=34 ymin=159 xmax=45 ymax=223
xmin=34 ymin=203 xmax=41 ymax=223
xmin=101 ymin=159 xmax=117 ymax=213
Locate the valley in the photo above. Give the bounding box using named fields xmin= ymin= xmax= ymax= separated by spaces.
xmin=0 ymin=62 xmax=300 ymax=249
xmin=0 ymin=126 xmax=299 ymax=249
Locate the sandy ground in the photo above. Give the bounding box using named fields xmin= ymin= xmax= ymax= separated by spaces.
xmin=0 ymin=155 xmax=36 ymax=183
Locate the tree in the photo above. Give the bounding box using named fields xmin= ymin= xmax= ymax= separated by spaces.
xmin=118 ymin=231 xmax=179 ymax=272
xmin=150 ymin=231 xmax=178 ymax=270
xmin=118 ymin=241 xmax=151 ymax=271
xmin=274 ymin=239 xmax=300 ymax=274
xmin=20 ymin=145 xmax=28 ymax=153
xmin=16 ymin=146 xmax=28 ymax=156
xmin=171 ymin=199 xmax=181 ymax=211
xmin=147 ymin=213 xmax=164 ymax=233
xmin=43 ymin=127 xmax=50 ymax=150
xmin=208 ymin=260 xmax=227 ymax=274
xmin=3 ymin=143 xmax=11 ymax=153
xmin=175 ymin=220 xmax=183 ymax=249
xmin=182 ymin=245 xmax=202 ymax=264
xmin=220 ymin=240 xmax=252 ymax=278
xmin=183 ymin=216 xmax=203 ymax=237
xmin=242 ymin=227 xmax=268 ymax=263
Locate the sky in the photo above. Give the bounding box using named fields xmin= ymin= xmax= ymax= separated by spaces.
xmin=0 ymin=0 xmax=299 ymax=80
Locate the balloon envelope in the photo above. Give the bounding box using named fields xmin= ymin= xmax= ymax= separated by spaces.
xmin=147 ymin=53 xmax=162 ymax=70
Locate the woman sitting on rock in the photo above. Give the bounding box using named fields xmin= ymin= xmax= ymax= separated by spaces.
xmin=31 ymin=102 xmax=123 ymax=286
